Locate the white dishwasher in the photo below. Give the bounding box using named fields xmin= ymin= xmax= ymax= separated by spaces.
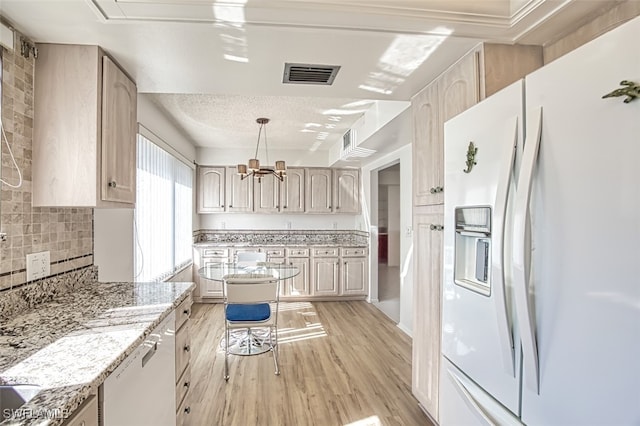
xmin=101 ymin=311 xmax=176 ymax=426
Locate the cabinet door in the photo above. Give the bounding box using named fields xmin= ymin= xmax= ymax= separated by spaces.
xmin=311 ymin=257 xmax=339 ymax=296
xmin=281 ymin=167 xmax=305 ymax=212
xmin=226 ymin=166 xmax=253 ymax=212
xmin=197 ymin=166 xmax=226 ymax=213
xmin=101 ymin=55 xmax=137 ymax=204
xmin=412 ymin=206 xmax=444 ymax=421
xmin=341 ymin=257 xmax=367 ymax=295
xmin=305 ymin=168 xmax=332 ymax=213
xmin=284 ymin=257 xmax=310 ymax=297
xmin=412 ymin=81 xmax=442 ymax=206
xmin=254 ymin=173 xmax=280 ymax=213
xmin=439 ymin=50 xmax=480 ymax=123
xmin=201 ymin=258 xmax=224 ymax=297
xmin=333 ymin=169 xmax=360 ymax=213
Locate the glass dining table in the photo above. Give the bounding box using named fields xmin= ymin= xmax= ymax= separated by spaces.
xmin=197 ymin=262 xmax=300 ymax=355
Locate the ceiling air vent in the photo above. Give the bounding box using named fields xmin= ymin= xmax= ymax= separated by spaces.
xmin=283 ymin=63 xmax=341 ymax=85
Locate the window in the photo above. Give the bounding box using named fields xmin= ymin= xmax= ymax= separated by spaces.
xmin=135 ymin=132 xmax=193 ymax=281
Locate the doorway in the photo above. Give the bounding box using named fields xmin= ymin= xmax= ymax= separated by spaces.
xmin=375 ymin=163 xmax=401 ymax=322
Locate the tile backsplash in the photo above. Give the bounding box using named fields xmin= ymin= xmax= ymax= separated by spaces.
xmin=0 ymin=32 xmax=93 ymax=292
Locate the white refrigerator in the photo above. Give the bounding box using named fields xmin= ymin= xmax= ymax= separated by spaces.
xmin=440 ymin=16 xmax=640 ymax=425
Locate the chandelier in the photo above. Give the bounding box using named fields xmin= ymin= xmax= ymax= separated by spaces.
xmin=237 ymin=118 xmax=286 ymax=182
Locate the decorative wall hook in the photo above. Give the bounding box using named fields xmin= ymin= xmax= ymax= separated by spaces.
xmin=463 ymin=142 xmax=477 ymax=174
xmin=602 ymin=80 xmax=640 ymax=104
xmin=20 ymin=38 xmax=38 ymax=59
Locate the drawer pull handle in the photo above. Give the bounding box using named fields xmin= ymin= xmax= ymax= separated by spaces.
xmin=184 ymin=344 xmax=191 ymax=352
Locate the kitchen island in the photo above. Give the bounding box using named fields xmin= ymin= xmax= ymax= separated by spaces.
xmin=0 ymin=280 xmax=194 ymax=426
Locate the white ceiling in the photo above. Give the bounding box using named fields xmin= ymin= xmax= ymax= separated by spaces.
xmin=0 ymin=0 xmax=620 ymax=164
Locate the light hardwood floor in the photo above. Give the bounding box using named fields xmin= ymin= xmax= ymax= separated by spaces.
xmin=188 ymin=301 xmax=432 ymax=426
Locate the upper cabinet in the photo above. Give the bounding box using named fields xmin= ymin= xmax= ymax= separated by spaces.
xmin=197 ymin=166 xmax=225 ymax=213
xmin=197 ymin=166 xmax=359 ymax=214
xmin=412 ymin=42 xmax=542 ymax=207
xmin=306 ymin=168 xmax=361 ymax=214
xmin=333 ymin=169 xmax=360 ymax=213
xmin=197 ymin=166 xmax=253 ymax=213
xmin=33 ymin=44 xmax=137 ymax=207
xmin=305 ymin=168 xmax=333 ymax=213
xmin=254 ymin=167 xmax=306 ymax=213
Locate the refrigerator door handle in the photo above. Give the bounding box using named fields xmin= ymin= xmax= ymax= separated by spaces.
xmin=492 ymin=115 xmax=518 ymax=376
xmin=512 ymin=106 xmax=543 ymax=394
xmin=447 ymin=368 xmax=497 ymax=426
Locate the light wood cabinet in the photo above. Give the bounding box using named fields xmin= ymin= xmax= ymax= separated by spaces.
xmin=306 ymin=168 xmax=360 ymax=214
xmin=33 ymin=44 xmax=137 ymax=207
xmin=253 ymin=167 xmax=307 ymax=213
xmin=284 ymin=256 xmax=310 ymax=298
xmin=412 ymin=43 xmax=542 ymax=207
xmin=62 ymin=395 xmax=98 ymax=426
xmin=334 ymin=169 xmax=360 ymax=213
xmin=341 ymin=256 xmax=367 ymax=295
xmin=412 ymin=206 xmax=444 ymax=421
xmin=281 ymin=167 xmax=305 ymax=212
xmin=175 ymin=295 xmax=193 ymax=425
xmin=197 ymin=166 xmax=358 ymax=214
xmin=306 ymin=168 xmax=333 ymax=213
xmin=311 ymin=256 xmax=340 ymax=296
xmin=197 ymin=166 xmax=225 ymax=213
xmin=226 ymin=166 xmax=253 ymax=212
xmin=192 ymin=247 xmax=229 ymax=300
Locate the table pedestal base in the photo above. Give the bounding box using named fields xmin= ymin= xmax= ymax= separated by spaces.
xmin=222 ymin=328 xmax=273 ymax=356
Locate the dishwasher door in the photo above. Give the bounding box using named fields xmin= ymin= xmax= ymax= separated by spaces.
xmin=101 ymin=311 xmax=176 ymax=426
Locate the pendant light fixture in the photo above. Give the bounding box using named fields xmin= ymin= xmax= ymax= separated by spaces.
xmin=237 ymin=118 xmax=286 ymax=182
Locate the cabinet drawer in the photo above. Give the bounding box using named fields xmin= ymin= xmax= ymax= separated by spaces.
xmin=264 ymin=248 xmax=285 ymax=258
xmin=312 ymin=247 xmax=339 ymax=257
xmin=63 ymin=395 xmax=98 ymax=426
xmin=202 ymin=248 xmax=229 ymax=258
xmin=286 ymin=248 xmax=309 ymax=257
xmin=175 ymin=322 xmax=191 ymax=378
xmin=175 ymin=295 xmax=192 ymax=331
xmin=176 ymin=364 xmax=191 ymax=408
xmin=341 ymin=247 xmax=368 ymax=257
xmin=176 ymin=392 xmax=193 ymax=426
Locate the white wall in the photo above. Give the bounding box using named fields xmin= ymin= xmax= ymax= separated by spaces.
xmin=361 ymin=143 xmax=413 ymax=336
xmin=197 ymin=147 xmax=330 ymax=167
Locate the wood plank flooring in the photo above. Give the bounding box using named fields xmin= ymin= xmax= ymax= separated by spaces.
xmin=188 ymin=301 xmax=433 ymax=426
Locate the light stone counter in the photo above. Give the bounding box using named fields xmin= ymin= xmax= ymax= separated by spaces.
xmin=0 ymin=281 xmax=194 ymax=426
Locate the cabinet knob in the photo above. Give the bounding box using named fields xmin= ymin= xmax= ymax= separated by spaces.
xmin=108 ymin=181 xmax=117 ymax=188
xmin=185 ymin=406 xmax=191 ymax=414
xmin=283 ymin=205 xmax=287 ymax=209
xmin=184 ymin=381 xmax=191 ymax=389
xmin=184 ymin=344 xmax=191 ymax=352
xmin=430 ymin=187 xmax=436 ymax=193
xmin=431 ymin=224 xmax=444 ymax=231
xmin=336 ymin=206 xmax=340 ymax=210
xmin=183 ymin=309 xmax=190 ymax=315
xmin=229 ymin=205 xmax=233 ymax=208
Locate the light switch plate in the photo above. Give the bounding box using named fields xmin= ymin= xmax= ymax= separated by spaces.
xmin=26 ymin=251 xmax=50 ymax=281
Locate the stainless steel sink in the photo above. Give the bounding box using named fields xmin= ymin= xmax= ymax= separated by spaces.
xmin=0 ymin=385 xmax=41 ymax=421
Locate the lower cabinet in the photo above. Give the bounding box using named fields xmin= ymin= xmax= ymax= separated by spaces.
xmin=194 ymin=245 xmax=368 ymax=301
xmin=62 ymin=395 xmax=98 ymax=426
xmin=175 ymin=294 xmax=193 ymax=425
xmin=412 ymin=205 xmax=444 ymax=421
xmin=311 ymin=256 xmax=340 ymax=296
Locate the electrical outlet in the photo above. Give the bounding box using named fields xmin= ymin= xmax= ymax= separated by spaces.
xmin=26 ymin=251 xmax=50 ymax=281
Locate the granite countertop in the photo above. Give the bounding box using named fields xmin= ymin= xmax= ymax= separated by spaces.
xmin=0 ymin=281 xmax=195 ymax=426
xmin=193 ymin=242 xmax=368 ymax=248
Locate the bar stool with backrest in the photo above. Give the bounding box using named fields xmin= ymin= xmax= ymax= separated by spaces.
xmin=222 ymin=273 xmax=280 ymax=381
